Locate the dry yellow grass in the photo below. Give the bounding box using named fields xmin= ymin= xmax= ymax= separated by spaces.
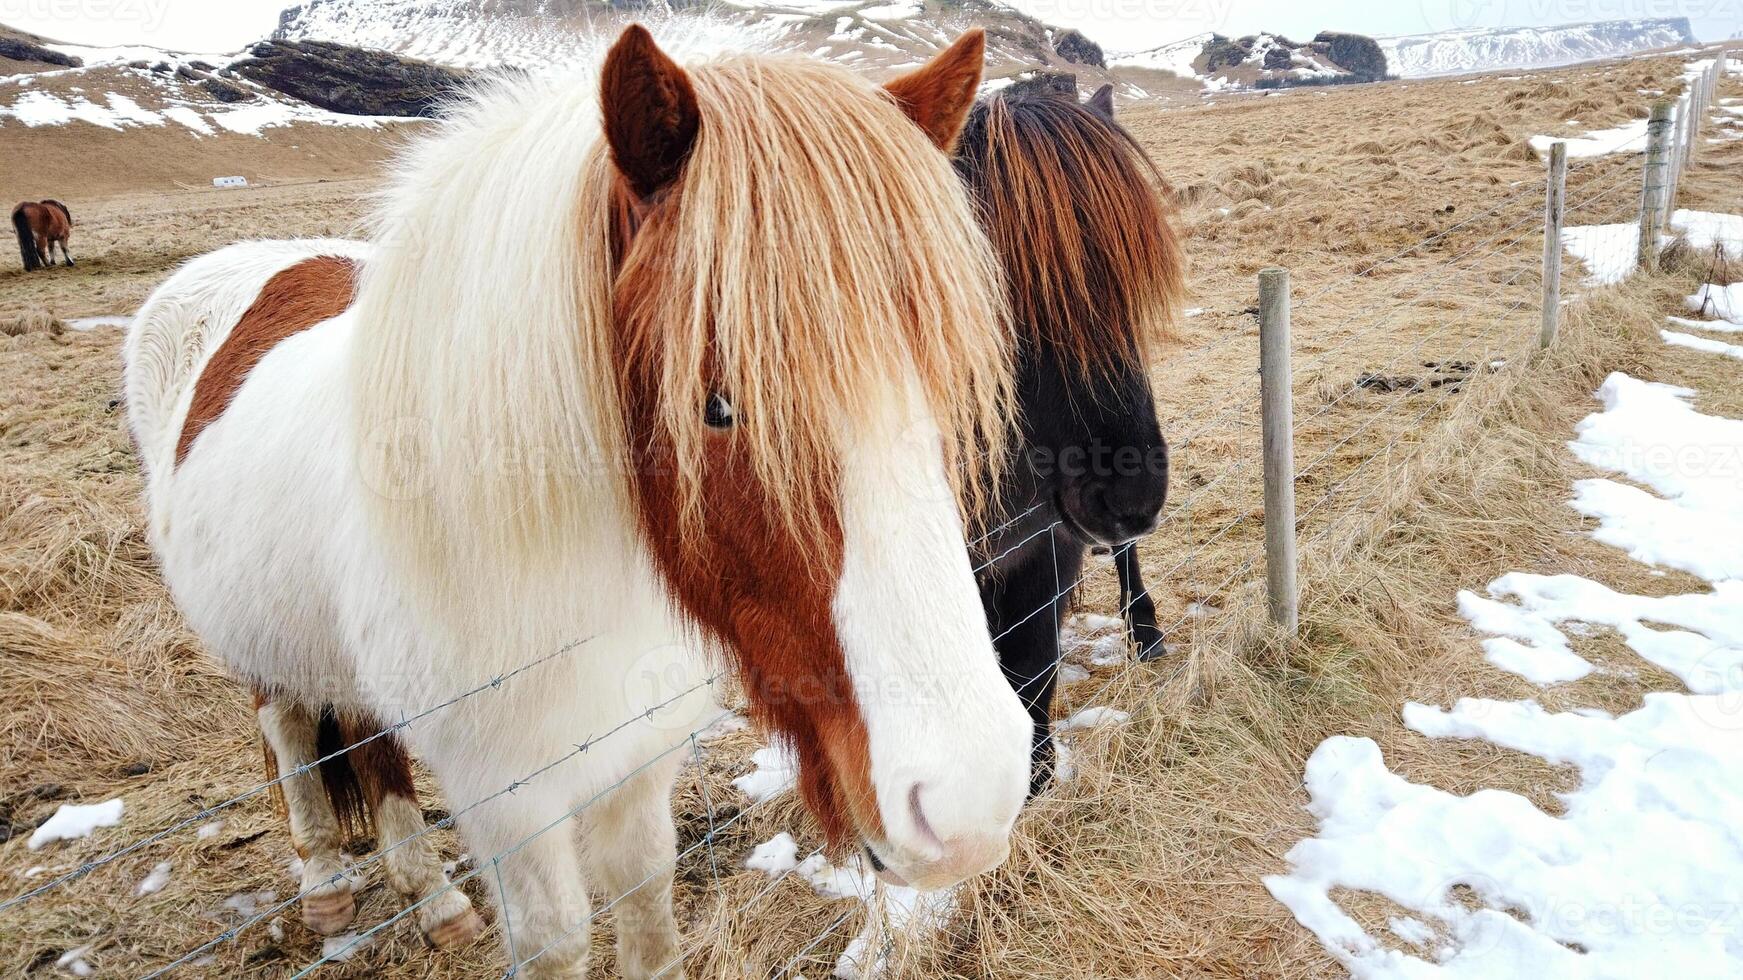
xmin=0 ymin=46 xmax=1738 ymax=978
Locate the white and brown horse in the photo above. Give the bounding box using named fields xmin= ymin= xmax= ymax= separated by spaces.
xmin=11 ymin=199 xmax=74 ymax=271
xmin=124 ymin=26 xmax=1030 ymax=979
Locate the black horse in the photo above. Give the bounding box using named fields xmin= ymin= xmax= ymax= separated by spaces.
xmin=956 ymin=83 xmax=1184 ymax=795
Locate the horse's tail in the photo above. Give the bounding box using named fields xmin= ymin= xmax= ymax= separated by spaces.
xmin=317 ymin=709 xmax=423 ymax=839
xmin=313 ymin=709 xmax=376 ymax=840
xmin=256 ymin=705 xmax=407 ymax=841
xmin=12 ymin=205 xmax=41 ymax=271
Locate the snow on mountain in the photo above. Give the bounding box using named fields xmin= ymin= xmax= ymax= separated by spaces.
xmin=1379 ymin=18 xmax=1696 ymax=78
xmin=271 ymin=0 xmax=1117 ymax=87
xmin=1111 ymin=32 xmax=1209 ymax=79
xmin=1111 ymin=31 xmax=1386 ymax=93
xmin=0 ymin=44 xmax=404 ymax=139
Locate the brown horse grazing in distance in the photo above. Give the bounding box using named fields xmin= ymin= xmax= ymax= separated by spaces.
xmin=12 ymin=200 xmax=75 ymax=271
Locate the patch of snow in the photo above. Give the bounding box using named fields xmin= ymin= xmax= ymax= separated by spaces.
xmin=1457 ymin=588 xmax=1594 ymax=683
xmin=66 ymin=315 xmax=130 ymax=331
xmin=1667 ymin=315 xmax=1743 ymax=334
xmin=136 ymin=861 xmax=172 ymax=897
xmin=2 ymin=89 xmax=137 ymax=129
xmin=1529 ymin=118 xmax=1648 ymax=159
xmin=791 ymin=851 xmax=956 ymax=979
xmin=46 ymin=44 xmax=236 ymax=69
xmin=1056 ymin=706 xmax=1130 ymax=732
xmin=223 ymin=889 xmax=276 ymax=918
xmin=835 ymin=883 xmax=955 ymax=979
xmin=1085 ymin=633 xmax=1127 ymax=666
xmin=1467 ymin=572 xmax=1743 ymax=693
xmin=733 ymin=743 xmax=798 ymax=802
xmin=196 ymin=819 xmax=224 ymax=840
xmin=797 ymin=852 xmax=874 ymax=901
xmin=1071 ymin=612 xmax=1122 ymax=633
xmin=322 ymin=931 xmax=370 ymax=962
xmin=1568 ymin=373 xmax=1743 ymax=581
xmin=1669 ymin=209 xmax=1743 ymax=259
xmin=1051 ymin=736 xmax=1077 ymax=784
xmin=1388 ymin=915 xmax=1437 ymax=947
xmin=206 ymin=101 xmax=397 ymax=136
xmin=1689 ymin=282 xmax=1743 ymax=322
xmin=1056 ymin=662 xmax=1090 ymax=684
xmin=1662 ymin=329 xmax=1743 ymax=361
xmin=103 ymin=93 xmax=163 ymax=126
xmin=858 ymin=1 xmax=919 ymax=21
xmin=56 ymin=944 xmax=97 ymax=977
xmin=1268 ymin=700 xmax=1743 ymax=978
xmin=698 ymin=712 xmax=749 ymax=742
xmin=1561 ymin=222 xmax=1641 ymax=286
xmin=746 ymin=832 xmax=800 ymax=877
xmin=28 ymin=799 xmax=124 ymax=850
xmin=161 ymin=106 xmax=214 ymax=135
xmin=1110 ymin=33 xmax=1208 ymax=80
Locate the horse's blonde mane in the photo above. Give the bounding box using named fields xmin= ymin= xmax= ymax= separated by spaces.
xmin=350 ymin=44 xmax=1009 ymax=573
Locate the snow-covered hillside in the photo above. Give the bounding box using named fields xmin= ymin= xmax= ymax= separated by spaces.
xmin=272 ymin=0 xmax=1116 ymax=88
xmin=1380 ymin=18 xmax=1696 ymax=77
xmin=1111 ymin=31 xmax=1387 ymax=92
xmin=0 ymin=33 xmax=407 ymax=139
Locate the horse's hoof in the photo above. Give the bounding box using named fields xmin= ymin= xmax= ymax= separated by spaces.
xmin=423 ymin=905 xmax=487 ymax=948
xmin=1130 ymin=620 xmax=1167 ymax=661
xmin=301 ymin=886 xmax=356 ymax=935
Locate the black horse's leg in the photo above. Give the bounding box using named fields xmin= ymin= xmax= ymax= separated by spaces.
xmin=983 ymin=543 xmax=1083 ymax=798
xmin=1117 ymin=543 xmax=1166 ymax=661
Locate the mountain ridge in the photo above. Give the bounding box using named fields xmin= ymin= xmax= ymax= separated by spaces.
xmin=1377 ymin=17 xmax=1696 ymax=77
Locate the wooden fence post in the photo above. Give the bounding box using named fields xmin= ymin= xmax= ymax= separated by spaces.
xmin=1687 ymin=70 xmax=1706 ymax=169
xmin=1636 ymin=101 xmax=1673 ymax=269
xmin=1663 ymin=95 xmax=1688 ymax=231
xmin=1258 ymin=268 xmax=1298 ymax=634
xmin=1540 ymin=141 xmax=1567 ymax=349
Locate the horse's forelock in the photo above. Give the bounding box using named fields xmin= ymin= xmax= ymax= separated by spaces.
xmin=607 ymin=55 xmax=1012 ymax=551
xmin=958 ymin=90 xmax=1186 ymax=376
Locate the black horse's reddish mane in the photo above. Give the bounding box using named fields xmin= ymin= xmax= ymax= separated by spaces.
xmin=955 ymin=87 xmax=1185 ymax=373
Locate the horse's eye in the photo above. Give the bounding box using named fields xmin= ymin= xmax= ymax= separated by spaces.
xmin=705 ymin=393 xmax=735 ymax=429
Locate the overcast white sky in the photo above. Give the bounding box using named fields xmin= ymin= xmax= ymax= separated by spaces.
xmin=2 ymin=0 xmax=1737 ymax=55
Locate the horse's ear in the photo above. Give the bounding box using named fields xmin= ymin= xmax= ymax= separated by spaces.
xmin=1086 ymin=83 xmax=1115 ymax=119
xmin=884 ymin=29 xmax=985 ymax=152
xmin=601 ymin=24 xmax=701 ymax=200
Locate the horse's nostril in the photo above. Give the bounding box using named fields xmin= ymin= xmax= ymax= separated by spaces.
xmin=907 ymin=782 xmax=944 ymax=852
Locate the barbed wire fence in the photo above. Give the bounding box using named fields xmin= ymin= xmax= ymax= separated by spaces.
xmin=5 ymin=49 xmax=1735 ymax=980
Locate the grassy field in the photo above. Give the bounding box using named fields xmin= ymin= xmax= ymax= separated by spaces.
xmin=1 ymin=47 xmax=1739 ymax=977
